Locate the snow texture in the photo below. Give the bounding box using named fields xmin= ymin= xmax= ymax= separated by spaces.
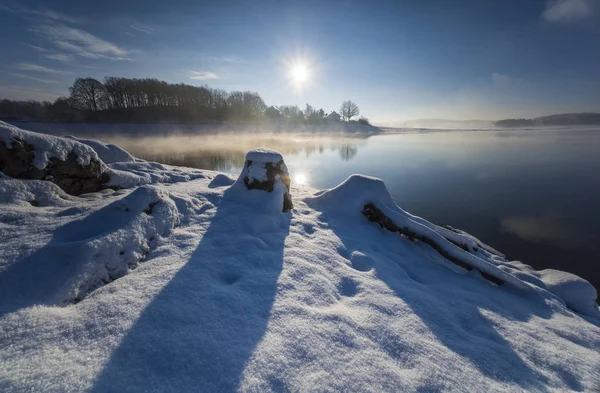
xmin=0 ymin=121 xmax=103 ymax=170
xmin=64 ymin=136 xmax=135 ymax=164
xmin=308 ymin=175 xmax=528 ymax=289
xmin=243 ymin=148 xmax=288 ymax=185
xmin=0 ymin=176 xmax=75 ymax=206
xmin=1 ymin=140 xmax=599 ymax=393
xmin=537 ymin=269 xmax=599 ymax=317
xmin=107 ymin=161 xmax=206 ymax=189
xmin=245 ymin=147 xmax=284 ymax=163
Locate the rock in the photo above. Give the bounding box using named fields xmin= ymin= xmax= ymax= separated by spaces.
xmin=240 ymin=148 xmax=293 ymax=211
xmin=0 ymin=138 xmax=109 ymax=196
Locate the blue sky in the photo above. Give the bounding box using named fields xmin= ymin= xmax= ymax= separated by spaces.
xmin=1 ymin=0 xmax=599 ymax=124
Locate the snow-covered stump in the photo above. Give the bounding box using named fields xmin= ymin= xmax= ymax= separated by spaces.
xmin=239 ymin=148 xmax=293 ymax=212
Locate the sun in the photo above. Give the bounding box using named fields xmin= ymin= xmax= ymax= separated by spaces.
xmin=295 ymin=172 xmax=307 ymax=185
xmin=291 ymin=64 xmax=309 ymax=84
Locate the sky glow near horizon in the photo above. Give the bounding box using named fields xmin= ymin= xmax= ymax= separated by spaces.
xmin=1 ymin=0 xmax=599 ymax=124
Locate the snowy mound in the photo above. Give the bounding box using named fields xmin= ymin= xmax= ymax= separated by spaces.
xmin=107 ymin=161 xmax=206 ymax=189
xmin=0 ymin=184 xmax=183 ymax=313
xmin=1 ymin=152 xmax=599 ymax=392
xmin=0 ymin=176 xmax=75 ymax=206
xmin=309 ymin=175 xmax=527 ymax=289
xmin=0 ymin=121 xmax=103 ymax=170
xmin=537 ymin=269 xmax=599 ymax=317
xmin=64 ymin=136 xmax=135 ymax=164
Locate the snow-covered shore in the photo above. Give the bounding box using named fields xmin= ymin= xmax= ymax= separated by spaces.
xmin=1 ymin=122 xmax=599 ymax=393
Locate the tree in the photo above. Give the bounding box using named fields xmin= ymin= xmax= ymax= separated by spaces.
xmin=358 ymin=116 xmax=370 ymax=125
xmin=69 ymin=78 xmax=106 ymax=111
xmin=265 ymin=106 xmax=282 ymax=121
xmin=340 ymin=100 xmax=359 ymax=121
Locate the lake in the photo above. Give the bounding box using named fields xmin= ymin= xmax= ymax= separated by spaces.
xmin=13 ymin=123 xmax=600 ymax=290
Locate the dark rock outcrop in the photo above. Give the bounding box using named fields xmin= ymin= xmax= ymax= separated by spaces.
xmin=0 ymin=138 xmax=109 ymax=195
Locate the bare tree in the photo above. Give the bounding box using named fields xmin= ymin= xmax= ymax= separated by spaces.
xmin=69 ymin=78 xmax=106 ymax=111
xmin=340 ymin=100 xmax=359 ymax=121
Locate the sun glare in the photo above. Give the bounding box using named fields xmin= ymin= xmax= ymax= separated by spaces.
xmin=291 ymin=64 xmax=309 ymax=84
xmin=295 ymin=172 xmax=307 ymax=185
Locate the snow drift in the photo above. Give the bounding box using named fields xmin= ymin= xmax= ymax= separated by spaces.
xmin=1 ymin=126 xmax=599 ymax=393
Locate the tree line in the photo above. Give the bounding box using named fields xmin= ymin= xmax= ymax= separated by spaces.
xmin=0 ymin=77 xmax=370 ymax=125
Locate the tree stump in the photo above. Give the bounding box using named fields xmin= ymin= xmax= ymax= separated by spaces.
xmin=241 ymin=148 xmax=293 ymax=211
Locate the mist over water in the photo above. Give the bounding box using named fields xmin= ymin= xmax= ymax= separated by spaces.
xmin=14 ymin=122 xmax=600 ymax=289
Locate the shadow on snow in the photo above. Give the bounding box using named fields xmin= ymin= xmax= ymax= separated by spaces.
xmin=90 ymin=190 xmax=291 ymax=392
xmin=314 ymin=207 xmax=555 ymax=392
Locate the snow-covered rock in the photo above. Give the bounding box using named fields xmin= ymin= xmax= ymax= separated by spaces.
xmin=1 ymin=145 xmax=599 ymax=393
xmin=0 ymin=121 xmax=102 ymax=170
xmin=232 ymin=147 xmax=293 ymax=212
xmin=0 ymin=123 xmax=206 ymax=195
xmin=309 ymin=175 xmax=528 ymax=289
xmin=0 ymin=121 xmax=109 ymax=195
xmin=64 ymin=136 xmax=135 ymax=164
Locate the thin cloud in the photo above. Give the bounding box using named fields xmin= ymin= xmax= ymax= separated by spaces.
xmin=9 ymin=73 xmax=58 ymax=84
xmin=17 ymin=62 xmax=72 ymax=75
xmin=542 ymin=0 xmax=596 ymax=22
xmin=0 ymin=5 xmax=81 ymax=24
xmin=22 ymin=43 xmax=49 ymax=52
xmin=207 ymin=55 xmax=248 ymax=64
xmin=32 ymin=24 xmax=129 ymax=60
xmin=44 ymin=53 xmax=73 ymax=62
xmin=28 ymin=8 xmax=81 ymax=24
xmin=130 ymin=23 xmax=154 ymax=34
xmin=189 ymin=70 xmax=220 ymax=80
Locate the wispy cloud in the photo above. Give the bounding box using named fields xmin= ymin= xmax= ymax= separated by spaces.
xmin=17 ymin=62 xmax=71 ymax=75
xmin=189 ymin=70 xmax=220 ymax=80
xmin=31 ymin=24 xmax=129 ymax=60
xmin=207 ymin=55 xmax=248 ymax=64
xmin=28 ymin=8 xmax=81 ymax=24
xmin=0 ymin=5 xmax=81 ymax=24
xmin=130 ymin=23 xmax=154 ymax=34
xmin=542 ymin=0 xmax=596 ymax=22
xmin=22 ymin=43 xmax=49 ymax=52
xmin=44 ymin=53 xmax=73 ymax=62
xmin=9 ymin=73 xmax=58 ymax=84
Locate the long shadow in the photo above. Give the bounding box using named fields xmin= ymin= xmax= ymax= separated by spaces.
xmin=315 ymin=208 xmax=553 ymax=391
xmin=90 ymin=190 xmax=291 ymax=392
xmin=0 ymin=198 xmax=140 ymax=317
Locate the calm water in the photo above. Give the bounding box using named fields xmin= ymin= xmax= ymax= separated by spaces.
xmin=14 ymin=123 xmax=600 ymax=290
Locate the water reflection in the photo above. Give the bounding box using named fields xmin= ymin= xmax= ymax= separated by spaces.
xmin=113 ymin=134 xmax=366 ymax=172
xmin=339 ymin=145 xmax=358 ymax=161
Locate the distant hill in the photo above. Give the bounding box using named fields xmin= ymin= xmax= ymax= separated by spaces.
xmin=396 ymin=119 xmax=494 ymax=129
xmin=494 ymin=113 xmax=600 ymax=128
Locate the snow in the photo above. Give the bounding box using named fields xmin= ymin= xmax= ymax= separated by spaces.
xmin=307 ymin=175 xmax=529 ymax=289
xmin=0 ymin=177 xmax=75 ymax=206
xmin=107 ymin=161 xmax=206 ymax=189
xmin=64 ymin=136 xmax=135 ymax=164
xmin=1 ymin=132 xmax=600 ymax=392
xmin=537 ymin=269 xmax=599 ymax=317
xmin=242 ymin=147 xmax=287 ymax=184
xmin=245 ymin=147 xmax=284 ymax=163
xmin=0 ymin=121 xmax=103 ymax=169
